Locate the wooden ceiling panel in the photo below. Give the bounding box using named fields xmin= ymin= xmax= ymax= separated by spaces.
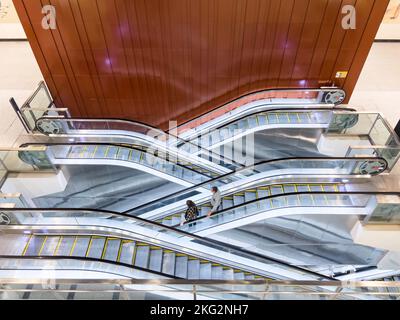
xmin=13 ymin=0 xmax=389 ymax=127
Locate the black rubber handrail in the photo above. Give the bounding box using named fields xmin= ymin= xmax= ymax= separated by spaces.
xmin=19 ymin=142 xmax=216 ymax=179
xmin=172 ymin=191 xmax=400 ymax=227
xmin=171 ymin=87 xmax=345 ymax=130
xmin=125 ymin=156 xmax=387 ymax=214
xmin=0 ymin=207 xmax=336 ymax=280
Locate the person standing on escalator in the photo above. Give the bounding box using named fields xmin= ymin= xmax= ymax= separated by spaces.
xmin=182 ymin=200 xmax=199 ymax=227
xmin=207 ymin=186 xmax=221 ymax=217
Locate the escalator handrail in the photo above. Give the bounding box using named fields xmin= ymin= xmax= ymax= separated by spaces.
xmin=170 ymin=87 xmax=346 ymax=131
xmin=171 ymin=190 xmax=400 ymax=227
xmin=1 ymin=207 xmax=336 ymax=280
xmin=192 ymin=106 xmax=356 ymax=134
xmin=19 ymin=142 xmax=216 ymax=179
xmin=35 ymin=105 xmax=354 ymax=169
xmin=125 ymin=156 xmax=388 ymax=214
xmin=0 ymin=254 xmax=179 ymax=279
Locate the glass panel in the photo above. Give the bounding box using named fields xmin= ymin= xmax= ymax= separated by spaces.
xmin=0 ymin=148 xmax=55 ymax=172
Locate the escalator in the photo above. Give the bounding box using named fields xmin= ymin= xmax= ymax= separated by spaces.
xmin=0 ymin=207 xmax=341 ymax=281
xmin=34 ymin=107 xmax=356 ymax=166
xmin=174 ymin=191 xmax=396 ymax=236
xmin=18 ymin=143 xmax=221 ymax=188
xmin=177 ymin=109 xmax=358 ymax=154
xmin=14 ymin=234 xmax=267 ymax=280
xmin=155 ymin=182 xmax=345 ymax=226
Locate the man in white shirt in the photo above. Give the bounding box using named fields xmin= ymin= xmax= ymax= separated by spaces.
xmin=207 ymin=186 xmax=221 ymax=217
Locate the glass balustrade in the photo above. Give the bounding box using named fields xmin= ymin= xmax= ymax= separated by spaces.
xmin=0 ymin=278 xmax=398 ymax=300
xmin=127 ymin=157 xmax=387 ymax=215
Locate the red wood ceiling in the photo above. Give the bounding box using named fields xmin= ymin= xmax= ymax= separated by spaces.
xmin=13 ymin=0 xmax=388 ymax=128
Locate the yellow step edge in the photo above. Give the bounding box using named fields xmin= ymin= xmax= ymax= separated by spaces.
xmin=38 ymin=236 xmax=48 ymax=256
xmin=22 ymin=234 xmax=34 ymax=256
xmin=70 ymin=236 xmax=79 ymax=256
xmin=116 ymin=241 xmax=124 ymax=263
xmin=101 ymin=238 xmax=109 ymax=259
xmin=54 ymin=236 xmax=64 ymax=256
xmin=176 ymin=253 xmax=187 ymax=257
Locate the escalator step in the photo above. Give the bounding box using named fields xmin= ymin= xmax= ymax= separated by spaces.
xmin=234 ymin=272 xmax=245 ymax=280
xmin=118 ymin=241 xmax=135 ymax=265
xmin=282 ymin=185 xmax=296 ymax=193
xmin=39 ymin=236 xmax=60 ymax=256
xmin=175 ymin=256 xmax=188 ymax=278
xmin=248 ymin=116 xmax=257 ymax=128
xmin=257 ymin=189 xmax=270 ymax=198
xmin=199 ymin=263 xmax=212 ymax=279
xmin=86 ymin=237 xmax=106 ymax=259
xmin=237 ymin=119 xmax=248 ymax=130
xmin=257 ymin=115 xmax=267 ymax=125
xmin=222 ymin=199 xmax=233 ymax=209
xmin=94 ymin=146 xmax=108 ymax=158
xmin=25 ymin=236 xmax=46 ymax=256
xmin=107 ymin=147 xmax=119 ymax=159
xmin=245 ymin=274 xmax=255 ymax=280
xmin=103 ymin=239 xmax=121 ymax=261
xmin=187 ymin=259 xmax=201 ymax=279
xmin=162 ymin=252 xmax=176 ymax=276
xmin=130 ymin=150 xmax=142 ymax=162
xmin=72 ymin=236 xmax=91 ymax=257
xmin=134 ymin=245 xmax=150 ymax=268
xmin=171 ymin=215 xmax=181 ymax=225
xmin=116 ymin=148 xmax=130 ymax=160
xmin=289 ymin=113 xmax=299 ymax=123
xmin=211 ymin=266 xmax=223 ymax=279
xmin=223 ymin=268 xmax=234 ymax=280
xmin=298 ymin=113 xmax=310 ymax=123
xmin=54 ymin=236 xmax=75 ymax=256
xmin=244 ymin=191 xmax=257 ymax=202
xmin=233 ymin=195 xmax=245 ymax=205
xmin=149 ymin=249 xmax=163 ymax=272
xmin=277 ymin=113 xmax=289 ymax=123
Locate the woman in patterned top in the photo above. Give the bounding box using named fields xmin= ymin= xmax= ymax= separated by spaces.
xmin=183 ymin=200 xmax=199 ymax=226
